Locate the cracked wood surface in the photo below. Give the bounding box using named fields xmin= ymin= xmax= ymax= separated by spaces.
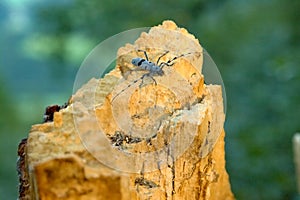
xmin=19 ymin=20 xmax=234 ymax=200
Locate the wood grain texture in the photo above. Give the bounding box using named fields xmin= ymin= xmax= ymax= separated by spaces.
xmin=20 ymin=20 xmax=234 ymax=200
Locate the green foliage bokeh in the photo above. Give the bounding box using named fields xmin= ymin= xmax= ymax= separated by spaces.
xmin=0 ymin=0 xmax=299 ymax=199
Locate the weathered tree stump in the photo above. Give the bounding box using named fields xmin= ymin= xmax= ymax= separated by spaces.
xmin=18 ymin=20 xmax=235 ymax=200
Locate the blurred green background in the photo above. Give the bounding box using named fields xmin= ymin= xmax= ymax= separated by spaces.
xmin=1 ymin=0 xmax=299 ymax=199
